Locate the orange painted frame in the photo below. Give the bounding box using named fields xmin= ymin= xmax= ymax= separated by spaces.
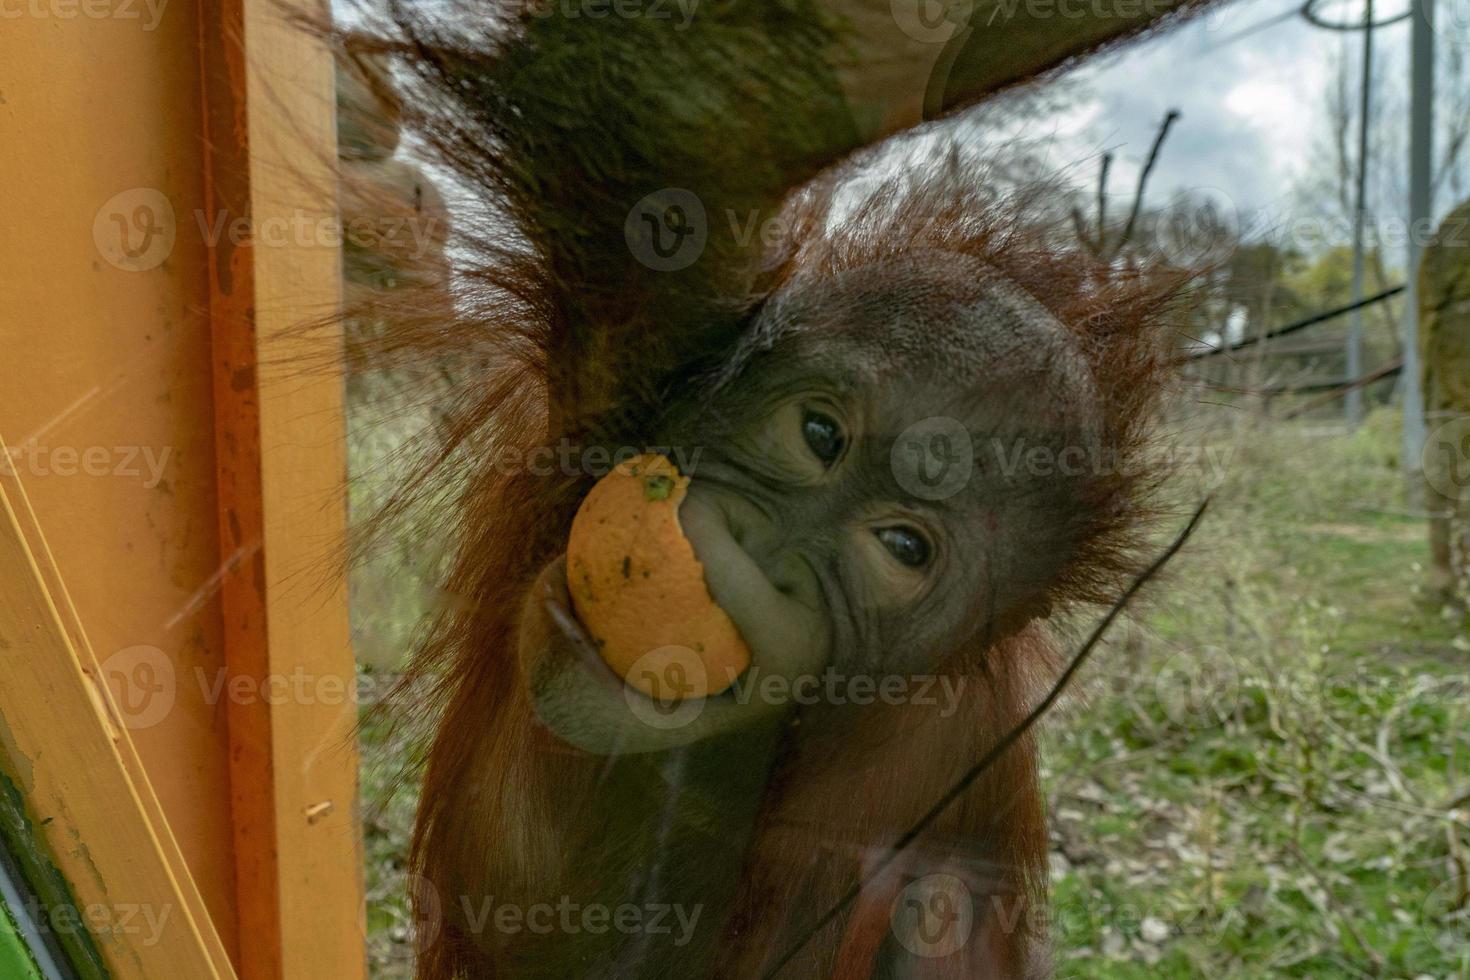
xmin=203 ymin=1 xmax=367 ymax=976
xmin=0 ymin=440 xmax=237 ymax=980
xmin=0 ymin=0 xmax=365 ymax=976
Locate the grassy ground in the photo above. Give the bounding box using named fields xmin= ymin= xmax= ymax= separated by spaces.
xmin=357 ymin=406 xmax=1470 ymax=978
xmin=361 ymin=705 xmax=420 ymax=979
xmin=1042 ymin=407 xmax=1470 ymax=978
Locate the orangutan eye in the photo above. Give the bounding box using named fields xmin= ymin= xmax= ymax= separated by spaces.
xmin=801 ymin=410 xmax=845 ymax=467
xmin=875 ymin=525 xmax=931 ymax=568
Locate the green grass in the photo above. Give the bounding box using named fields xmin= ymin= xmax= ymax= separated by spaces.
xmin=1042 ymin=407 xmax=1470 ymax=978
xmin=356 ymin=406 xmax=1470 ymax=978
xmin=360 ymin=705 xmax=421 ymax=979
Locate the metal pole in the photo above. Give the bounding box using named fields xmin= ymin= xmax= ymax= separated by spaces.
xmin=1347 ymin=0 xmax=1375 ymax=428
xmin=1404 ymin=0 xmax=1433 ymax=495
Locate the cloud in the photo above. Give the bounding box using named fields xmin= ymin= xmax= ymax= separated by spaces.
xmin=1006 ymin=0 xmax=1356 ymax=229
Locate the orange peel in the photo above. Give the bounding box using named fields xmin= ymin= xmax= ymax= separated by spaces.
xmin=566 ymin=454 xmax=750 ymax=698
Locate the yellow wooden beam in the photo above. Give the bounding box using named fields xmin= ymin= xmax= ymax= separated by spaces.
xmin=203 ymin=2 xmax=368 ymax=977
xmin=0 ymin=439 xmax=237 ymax=980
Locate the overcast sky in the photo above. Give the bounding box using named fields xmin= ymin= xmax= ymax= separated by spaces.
xmin=1027 ymin=0 xmax=1426 ymax=243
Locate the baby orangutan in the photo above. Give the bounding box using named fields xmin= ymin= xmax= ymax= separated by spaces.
xmin=336 ymin=0 xmax=1210 ymax=976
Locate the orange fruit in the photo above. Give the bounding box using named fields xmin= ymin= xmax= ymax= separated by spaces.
xmin=566 ymin=454 xmax=751 ymax=699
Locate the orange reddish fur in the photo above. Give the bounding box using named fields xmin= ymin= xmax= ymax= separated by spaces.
xmin=349 ymin=156 xmax=1187 ymax=977
xmin=325 ymin=21 xmax=1192 ymax=980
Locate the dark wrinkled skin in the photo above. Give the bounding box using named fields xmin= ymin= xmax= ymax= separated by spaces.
xmin=524 ymin=257 xmax=1100 ymax=753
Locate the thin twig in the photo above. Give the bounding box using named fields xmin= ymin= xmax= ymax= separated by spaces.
xmin=1318 ymin=714 xmax=1419 ymax=806
xmin=1116 ymin=109 xmax=1180 ymax=257
xmin=1069 ymin=206 xmax=1096 ymax=254
xmin=1277 ymin=358 xmax=1404 ymax=421
xmin=759 ymin=498 xmax=1213 ymax=980
xmin=1184 ymin=285 xmax=1405 ymax=362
